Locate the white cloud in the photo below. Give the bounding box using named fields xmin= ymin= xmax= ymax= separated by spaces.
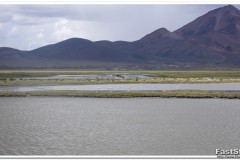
xmin=36 ymin=33 xmax=44 ymax=39
xmin=7 ymin=26 xmax=18 ymax=37
xmin=52 ymin=19 xmax=74 ymax=40
xmin=12 ymin=15 xmax=23 ymax=22
xmin=51 ymin=19 xmax=94 ymax=42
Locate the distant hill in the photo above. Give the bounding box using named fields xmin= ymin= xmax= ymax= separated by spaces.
xmin=1 ymin=5 xmax=240 ymax=69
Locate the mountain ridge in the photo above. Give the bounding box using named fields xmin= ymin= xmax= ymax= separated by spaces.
xmin=0 ymin=5 xmax=240 ymax=69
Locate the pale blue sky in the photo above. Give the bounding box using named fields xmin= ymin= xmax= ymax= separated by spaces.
xmin=0 ymin=4 xmax=239 ymax=50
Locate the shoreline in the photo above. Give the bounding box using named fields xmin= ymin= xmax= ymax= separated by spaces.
xmin=1 ymin=70 xmax=240 ymax=86
xmin=0 ymin=90 xmax=240 ymax=99
xmin=1 ymin=80 xmax=240 ymax=87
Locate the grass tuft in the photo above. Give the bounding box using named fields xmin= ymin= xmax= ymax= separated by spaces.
xmin=0 ymin=90 xmax=239 ymax=99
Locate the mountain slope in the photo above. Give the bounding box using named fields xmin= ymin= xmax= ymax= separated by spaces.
xmin=175 ymin=5 xmax=240 ymax=38
xmin=174 ymin=5 xmax=240 ymax=66
xmin=0 ymin=5 xmax=240 ymax=69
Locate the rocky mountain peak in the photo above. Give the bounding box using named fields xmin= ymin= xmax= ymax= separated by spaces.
xmin=175 ymin=5 xmax=240 ymax=38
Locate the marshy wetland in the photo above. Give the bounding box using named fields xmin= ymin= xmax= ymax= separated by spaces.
xmin=1 ymin=70 xmax=240 ymax=86
xmin=0 ymin=70 xmax=240 ymax=98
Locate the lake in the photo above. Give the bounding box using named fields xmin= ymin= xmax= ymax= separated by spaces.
xmin=1 ymin=83 xmax=240 ymax=92
xmin=0 ymin=97 xmax=240 ymax=155
xmin=23 ymin=74 xmax=151 ymax=80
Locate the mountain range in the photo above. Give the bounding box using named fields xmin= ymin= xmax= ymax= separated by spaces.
xmin=1 ymin=5 xmax=240 ymax=69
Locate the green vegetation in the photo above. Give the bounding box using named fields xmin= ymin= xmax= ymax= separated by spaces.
xmin=0 ymin=90 xmax=239 ymax=99
xmin=1 ymin=70 xmax=240 ymax=78
xmin=0 ymin=70 xmax=240 ymax=86
xmin=0 ymin=70 xmax=239 ymax=98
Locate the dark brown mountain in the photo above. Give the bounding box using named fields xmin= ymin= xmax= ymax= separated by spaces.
xmin=175 ymin=5 xmax=240 ymax=38
xmin=174 ymin=5 xmax=240 ymax=66
xmin=0 ymin=5 xmax=240 ymax=69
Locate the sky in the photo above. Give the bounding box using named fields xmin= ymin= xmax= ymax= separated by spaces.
xmin=0 ymin=4 xmax=239 ymax=50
